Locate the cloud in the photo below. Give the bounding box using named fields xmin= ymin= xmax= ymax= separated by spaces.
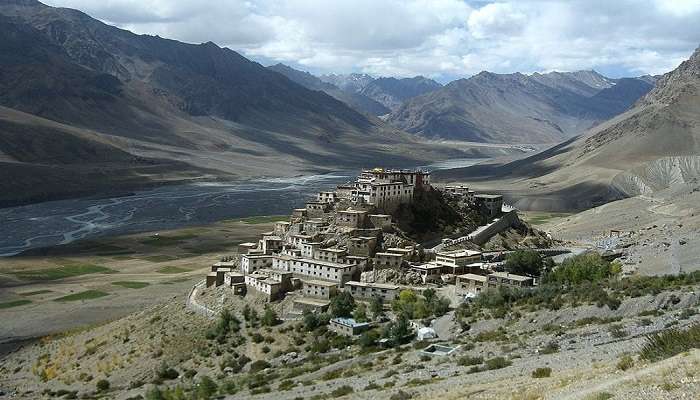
xmin=43 ymin=0 xmax=700 ymax=81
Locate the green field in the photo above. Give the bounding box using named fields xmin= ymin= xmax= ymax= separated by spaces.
xmin=156 ymin=266 xmax=191 ymax=274
xmin=53 ymin=290 xmax=109 ymax=302
xmin=139 ymin=233 xmax=199 ymax=247
xmin=0 ymin=299 xmax=32 ymax=309
xmin=237 ymin=215 xmax=288 ymax=224
xmin=143 ymin=255 xmax=180 ymax=263
xmin=19 ymin=290 xmax=53 ymax=296
xmin=111 ymin=281 xmax=150 ymax=289
xmin=522 ymin=212 xmax=573 ymax=225
xmin=9 ymin=264 xmax=115 ymax=281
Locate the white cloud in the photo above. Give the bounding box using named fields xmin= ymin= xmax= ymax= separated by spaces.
xmin=43 ymin=0 xmax=700 ymax=81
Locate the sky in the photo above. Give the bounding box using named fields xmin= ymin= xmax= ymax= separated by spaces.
xmin=44 ymin=0 xmax=700 ymax=83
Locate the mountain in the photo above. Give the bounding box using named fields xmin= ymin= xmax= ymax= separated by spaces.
xmin=436 ymin=46 xmax=700 ymax=211
xmin=360 ymin=76 xmax=442 ymax=112
xmin=267 ymin=64 xmax=390 ymax=115
xmin=0 ymin=0 xmax=477 ymax=206
xmin=388 ymin=71 xmax=654 ymax=144
xmin=319 ymin=73 xmax=375 ymax=93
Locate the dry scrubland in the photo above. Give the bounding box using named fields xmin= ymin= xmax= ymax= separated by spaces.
xmin=0 ymin=216 xmax=284 ymax=348
xmin=0 ymin=274 xmax=698 ymax=399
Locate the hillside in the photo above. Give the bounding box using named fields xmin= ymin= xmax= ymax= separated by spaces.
xmin=436 ymin=46 xmax=700 ymax=211
xmin=388 ymin=71 xmax=653 ymax=144
xmin=360 ymin=76 xmax=442 ymax=112
xmin=267 ymin=64 xmax=390 ymax=116
xmin=0 ymin=0 xmax=483 ymax=206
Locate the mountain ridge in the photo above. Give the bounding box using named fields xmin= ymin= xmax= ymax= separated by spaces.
xmin=388 ymin=69 xmax=654 ymax=144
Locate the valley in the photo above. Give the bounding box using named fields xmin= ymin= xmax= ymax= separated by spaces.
xmin=0 ymin=1 xmax=699 ymax=399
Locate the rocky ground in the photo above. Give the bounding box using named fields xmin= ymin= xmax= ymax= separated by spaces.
xmin=542 ymin=184 xmax=700 ymax=276
xmin=1 ymin=277 xmax=698 ymax=400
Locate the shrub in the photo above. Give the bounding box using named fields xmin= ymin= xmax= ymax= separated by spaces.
xmin=640 ymin=324 xmax=700 ymax=361
xmin=532 ymin=367 xmax=551 ymax=378
xmin=616 ymin=354 xmax=634 ymax=371
xmin=543 ymin=253 xmax=616 ymax=285
xmin=155 ymin=363 xmax=179 ymax=380
xmin=540 ymin=342 xmax=559 ymax=354
xmin=279 ymin=380 xmax=295 ymax=391
xmin=608 ymin=324 xmax=628 ymax=339
xmin=330 ymin=385 xmax=354 ymax=397
xmin=96 ymin=379 xmax=110 ymax=392
xmin=457 ymin=356 xmax=483 ymax=366
xmin=197 ymin=376 xmax=217 ymax=399
xmin=249 ymin=360 xmax=271 ymax=373
xmin=485 ymin=357 xmax=511 ymax=370
xmin=389 ymin=390 xmax=413 ymax=400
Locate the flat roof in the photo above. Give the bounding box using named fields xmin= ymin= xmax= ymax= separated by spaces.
xmin=318 ymin=248 xmax=347 ymax=253
xmin=338 ymin=210 xmax=367 ymax=214
xmin=262 ymin=236 xmax=282 ymax=241
xmin=331 ymin=317 xmax=370 ymax=328
xmin=376 ymin=252 xmax=403 ymax=257
xmin=294 ymin=258 xmax=356 ymax=269
xmin=213 ymin=261 xmax=237 ymax=266
xmin=241 ymin=254 xmax=273 ymax=259
xmin=239 ymin=242 xmax=258 ymax=247
xmin=489 ymin=271 xmax=533 ymax=281
xmin=457 ymin=273 xmax=488 ymax=281
xmin=345 ymin=281 xmax=399 ymax=290
xmin=411 ymin=263 xmax=443 ymax=270
xmin=302 ymin=279 xmax=339 ymax=287
xmin=291 ymin=234 xmax=312 ymax=238
xmin=436 ymin=250 xmax=482 ymax=257
xmin=475 ymin=194 xmax=503 ymax=199
xmin=368 ymin=214 xmax=391 ymax=218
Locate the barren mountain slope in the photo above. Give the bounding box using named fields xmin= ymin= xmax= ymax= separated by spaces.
xmin=389 ymin=71 xmax=653 ymax=144
xmin=435 ymin=47 xmax=700 ymax=211
xmin=267 ymin=64 xmax=390 ymax=116
xmin=0 ymin=0 xmax=492 ymax=205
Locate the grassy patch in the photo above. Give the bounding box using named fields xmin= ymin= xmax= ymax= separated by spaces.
xmin=521 ymin=212 xmax=572 ymax=225
xmin=156 ymin=266 xmax=191 ymax=274
xmin=0 ymin=299 xmax=32 ymax=309
xmin=237 ymin=215 xmax=288 ymax=224
xmin=640 ymin=324 xmax=700 ymax=362
xmin=111 ymin=281 xmax=150 ymax=289
xmin=53 ymin=290 xmax=109 ymax=302
xmin=143 ymin=255 xmax=180 ymax=263
xmin=139 ymin=234 xmax=198 ymax=247
xmin=9 ymin=264 xmax=114 ymax=281
xmin=19 ymin=290 xmax=52 ymax=296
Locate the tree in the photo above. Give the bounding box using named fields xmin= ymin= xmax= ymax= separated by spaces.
xmin=353 ymin=303 xmax=368 ymax=322
xmin=390 ymin=313 xmax=412 ymax=343
xmin=261 ymin=305 xmax=279 ymax=326
xmin=330 ymin=292 xmax=356 ymax=318
xmin=505 ymin=250 xmax=544 ymax=277
xmin=196 ymin=376 xmax=218 ymax=400
xmin=370 ymin=296 xmax=384 ymax=319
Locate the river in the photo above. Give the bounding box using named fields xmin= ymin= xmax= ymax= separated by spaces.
xmin=0 ymin=159 xmax=486 ymax=256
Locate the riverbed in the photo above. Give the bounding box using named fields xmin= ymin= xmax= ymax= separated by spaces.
xmin=0 ymin=159 xmax=486 ymax=256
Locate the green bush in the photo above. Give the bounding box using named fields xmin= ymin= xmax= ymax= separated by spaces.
xmin=457 ymin=356 xmax=483 ymax=366
xmin=249 ymin=360 xmax=271 ymax=373
xmin=96 ymin=379 xmax=110 ymax=392
xmin=485 ymin=357 xmax=511 ymax=370
xmin=540 ymin=342 xmax=559 ymax=354
xmin=532 ymin=367 xmax=551 ymax=378
xmin=330 ymin=385 xmax=354 ymax=397
xmin=505 ymin=250 xmax=544 ymax=277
